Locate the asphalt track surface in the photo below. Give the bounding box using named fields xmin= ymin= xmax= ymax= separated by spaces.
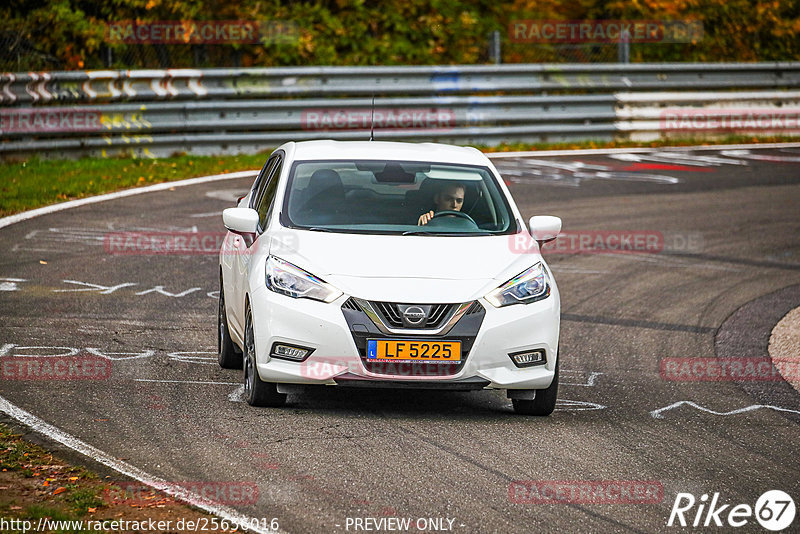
xmin=1 ymin=145 xmax=800 ymax=533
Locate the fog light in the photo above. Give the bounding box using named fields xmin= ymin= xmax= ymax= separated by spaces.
xmin=270 ymin=343 xmax=314 ymax=362
xmin=509 ymin=349 xmax=545 ymax=368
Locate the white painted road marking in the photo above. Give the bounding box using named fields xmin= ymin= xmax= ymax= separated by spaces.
xmin=0 ymin=277 xmax=27 ymax=291
xmin=228 ymin=385 xmax=246 ymax=402
xmin=561 ymin=371 xmax=604 ymax=387
xmin=608 ymin=151 xmax=747 ymax=166
xmin=134 ymin=285 xmax=202 ymax=297
xmin=555 ymin=399 xmax=607 ymax=411
xmin=54 ymin=280 xmax=138 ymax=294
xmin=0 ymin=344 xmax=80 ymax=357
xmin=493 ymin=157 xmax=680 ymax=187
xmin=86 ymin=348 xmax=155 ymax=361
xmin=135 ymin=378 xmax=239 ymax=385
xmin=650 ymin=400 xmax=800 ymax=419
xmin=167 ymin=351 xmax=218 ymax=365
xmin=721 ymin=148 xmax=800 ymax=163
xmin=51 ymin=279 xmax=210 ymax=298
xmin=485 ymin=142 xmax=800 ymax=158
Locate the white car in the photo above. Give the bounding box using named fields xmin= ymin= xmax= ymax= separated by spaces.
xmin=218 ymin=140 xmax=562 ymax=415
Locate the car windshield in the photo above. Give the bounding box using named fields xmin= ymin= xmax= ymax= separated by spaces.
xmin=281 ymin=159 xmax=516 ymax=235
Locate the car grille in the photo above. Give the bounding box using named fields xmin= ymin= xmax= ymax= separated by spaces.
xmin=371 ymin=301 xmax=454 ymax=329
xmin=340 ymin=298 xmax=485 ymax=377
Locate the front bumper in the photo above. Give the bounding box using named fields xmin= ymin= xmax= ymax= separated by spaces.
xmin=249 ymin=283 xmax=560 ymax=391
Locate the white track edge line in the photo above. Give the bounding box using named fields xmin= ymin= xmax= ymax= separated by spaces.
xmin=0 ymin=169 xmax=259 ymax=230
xmin=485 ymin=141 xmax=800 ymax=158
xmin=0 ymin=395 xmax=283 ymax=534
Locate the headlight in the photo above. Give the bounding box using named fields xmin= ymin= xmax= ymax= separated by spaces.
xmin=265 ymin=256 xmax=342 ymax=303
xmin=485 ymin=262 xmax=550 ymax=308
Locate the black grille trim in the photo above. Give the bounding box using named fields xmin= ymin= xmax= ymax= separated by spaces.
xmin=378 ymin=302 xmax=403 ymax=327
xmin=342 ymin=298 xmax=360 ymax=311
xmin=427 ymin=304 xmax=450 ymax=327
xmin=466 ymin=301 xmax=484 ymax=315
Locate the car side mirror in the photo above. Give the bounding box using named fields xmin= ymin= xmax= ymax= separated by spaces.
xmin=529 ymin=216 xmax=562 ymax=246
xmin=223 ymin=207 xmax=259 ymax=236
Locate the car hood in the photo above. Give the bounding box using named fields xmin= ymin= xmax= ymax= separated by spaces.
xmin=269 ymin=229 xmax=542 ymax=302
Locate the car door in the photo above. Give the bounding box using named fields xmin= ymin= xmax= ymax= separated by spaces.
xmin=226 ymin=154 xmax=279 ymax=341
xmin=232 ymin=152 xmax=284 ymax=335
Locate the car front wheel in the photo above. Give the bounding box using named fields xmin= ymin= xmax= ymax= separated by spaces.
xmin=243 ymin=305 xmax=287 ymax=407
xmin=511 ymin=357 xmax=559 ymax=416
xmin=218 ymin=284 xmax=243 ymax=369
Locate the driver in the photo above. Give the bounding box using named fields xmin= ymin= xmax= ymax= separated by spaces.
xmin=417 ymin=183 xmax=465 ymax=225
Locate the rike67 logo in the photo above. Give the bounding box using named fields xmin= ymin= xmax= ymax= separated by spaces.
xmin=668 ymin=490 xmax=796 ymax=531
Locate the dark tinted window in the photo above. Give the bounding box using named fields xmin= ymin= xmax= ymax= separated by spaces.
xmin=255 ymin=158 xmax=283 ymax=231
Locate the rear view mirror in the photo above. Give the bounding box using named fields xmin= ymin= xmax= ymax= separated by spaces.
xmin=223 ymin=207 xmax=259 ymax=235
xmin=374 ymin=162 xmax=418 ymax=183
xmin=529 ymin=216 xmax=562 ymax=244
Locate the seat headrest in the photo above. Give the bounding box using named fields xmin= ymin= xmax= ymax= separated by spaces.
xmin=307 ymin=169 xmax=344 ymax=198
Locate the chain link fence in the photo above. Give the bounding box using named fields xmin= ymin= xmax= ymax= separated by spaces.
xmin=2 ymin=26 xmax=631 ymax=72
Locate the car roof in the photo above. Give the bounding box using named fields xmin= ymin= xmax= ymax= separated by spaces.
xmin=285 ymin=140 xmax=490 ymax=166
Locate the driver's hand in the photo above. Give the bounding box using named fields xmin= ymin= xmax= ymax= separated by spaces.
xmin=418 ymin=211 xmax=434 ymax=226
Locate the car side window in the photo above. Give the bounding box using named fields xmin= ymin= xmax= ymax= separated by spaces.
xmin=255 ymin=157 xmax=283 ymax=232
xmin=250 ymin=156 xmax=277 ymax=209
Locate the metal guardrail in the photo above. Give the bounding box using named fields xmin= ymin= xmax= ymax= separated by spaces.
xmin=2 ymin=63 xmax=800 ymax=159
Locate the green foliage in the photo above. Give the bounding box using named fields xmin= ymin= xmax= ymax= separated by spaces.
xmin=0 ymin=427 xmax=39 ymax=471
xmin=1 ymin=0 xmax=799 ymax=68
xmin=66 ymin=488 xmax=105 ymax=516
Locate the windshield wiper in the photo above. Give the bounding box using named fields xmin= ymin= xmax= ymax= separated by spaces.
xmin=402 ymin=230 xmax=490 ymax=236
xmin=306 ymin=227 xmax=333 ymax=232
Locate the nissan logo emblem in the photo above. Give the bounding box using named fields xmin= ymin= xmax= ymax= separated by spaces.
xmin=403 ymin=306 xmax=426 ymax=325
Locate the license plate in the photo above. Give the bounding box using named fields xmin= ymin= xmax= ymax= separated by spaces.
xmin=366 ymin=339 xmax=462 ymax=362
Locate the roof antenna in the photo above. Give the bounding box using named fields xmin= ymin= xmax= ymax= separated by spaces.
xmin=369 ymin=93 xmax=375 ymax=141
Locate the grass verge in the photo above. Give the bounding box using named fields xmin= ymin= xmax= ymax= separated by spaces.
xmin=0 ymin=154 xmax=265 ymax=217
xmin=0 ymin=423 xmax=236 ymax=533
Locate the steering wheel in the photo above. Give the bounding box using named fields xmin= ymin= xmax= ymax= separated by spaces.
xmin=431 ymin=210 xmax=477 ymax=225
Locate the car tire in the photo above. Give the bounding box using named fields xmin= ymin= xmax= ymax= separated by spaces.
xmin=511 ymin=356 xmax=559 ymax=416
xmin=217 ymin=284 xmax=243 ymax=369
xmin=243 ymin=305 xmax=287 ymax=408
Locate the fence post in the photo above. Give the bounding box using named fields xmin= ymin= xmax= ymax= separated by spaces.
xmin=489 ymin=30 xmax=501 ymax=65
xmin=618 ymin=29 xmax=630 ymax=63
